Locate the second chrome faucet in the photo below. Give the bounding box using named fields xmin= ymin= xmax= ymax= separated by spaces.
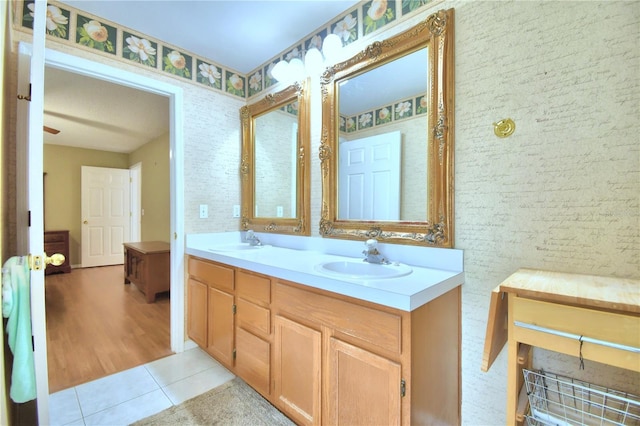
xmin=245 ymin=230 xmax=262 ymax=246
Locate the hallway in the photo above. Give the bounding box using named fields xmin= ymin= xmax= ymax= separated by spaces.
xmin=45 ymin=265 xmax=171 ymax=392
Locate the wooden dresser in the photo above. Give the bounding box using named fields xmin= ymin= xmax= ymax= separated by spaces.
xmin=123 ymin=241 xmax=170 ymax=303
xmin=44 ymin=230 xmax=71 ymax=275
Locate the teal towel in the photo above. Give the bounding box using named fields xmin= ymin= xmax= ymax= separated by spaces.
xmin=2 ymin=256 xmax=36 ymax=403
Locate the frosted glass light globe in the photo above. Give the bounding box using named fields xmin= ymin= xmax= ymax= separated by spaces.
xmin=322 ymin=34 xmax=342 ymax=64
xmin=271 ymin=60 xmax=290 ymax=83
xmin=304 ymin=47 xmax=324 ymax=75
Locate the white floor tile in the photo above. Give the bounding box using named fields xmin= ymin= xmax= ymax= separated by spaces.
xmin=49 ymin=388 xmax=83 ymax=426
xmin=82 ymin=389 xmax=172 ymax=426
xmin=75 ymin=366 xmax=159 ymax=416
xmin=161 ymin=364 xmax=235 ymax=405
xmin=49 ymin=350 xmax=234 ymax=424
xmin=145 ymin=346 xmax=221 ymax=387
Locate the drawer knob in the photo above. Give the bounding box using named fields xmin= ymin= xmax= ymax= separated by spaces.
xmin=83 ymin=220 xmax=88 ymax=224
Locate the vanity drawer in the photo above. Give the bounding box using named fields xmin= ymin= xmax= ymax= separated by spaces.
xmin=237 ymin=270 xmax=271 ymax=305
xmin=188 ymin=257 xmax=234 ymax=292
xmin=275 ymin=282 xmax=402 ymax=355
xmin=237 ymin=298 xmax=271 ymax=336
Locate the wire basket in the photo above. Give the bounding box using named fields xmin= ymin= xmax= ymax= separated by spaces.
xmin=523 ymin=369 xmax=640 ymax=426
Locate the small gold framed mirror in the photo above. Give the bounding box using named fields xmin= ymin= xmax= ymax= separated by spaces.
xmin=319 ymin=9 xmax=455 ymax=247
xmin=240 ymin=81 xmax=310 ymax=235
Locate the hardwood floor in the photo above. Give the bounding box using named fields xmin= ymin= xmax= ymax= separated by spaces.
xmin=45 ymin=265 xmax=172 ymax=393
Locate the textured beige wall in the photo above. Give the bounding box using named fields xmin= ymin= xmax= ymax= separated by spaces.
xmin=129 ymin=132 xmax=170 ymax=242
xmin=451 ymin=1 xmax=639 ymax=423
xmin=43 ymin=144 xmax=129 ymax=266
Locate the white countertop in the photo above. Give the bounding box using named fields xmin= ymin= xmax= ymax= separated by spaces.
xmin=186 ymin=232 xmax=464 ymax=311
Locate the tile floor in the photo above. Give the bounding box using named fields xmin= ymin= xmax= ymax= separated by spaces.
xmin=49 ymin=347 xmax=235 ymax=426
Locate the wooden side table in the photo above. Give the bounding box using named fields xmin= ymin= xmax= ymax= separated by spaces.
xmin=123 ymin=241 xmax=170 ymax=303
xmin=483 ymin=269 xmax=640 ymax=425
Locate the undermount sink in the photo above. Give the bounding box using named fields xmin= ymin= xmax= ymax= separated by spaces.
xmin=208 ymin=243 xmax=271 ymax=252
xmin=315 ymin=260 xmax=412 ymax=280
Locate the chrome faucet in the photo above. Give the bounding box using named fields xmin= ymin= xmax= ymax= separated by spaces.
xmin=362 ymin=239 xmax=389 ymax=264
xmin=245 ymin=230 xmax=262 ymax=246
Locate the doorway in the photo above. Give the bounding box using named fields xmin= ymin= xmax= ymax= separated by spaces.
xmin=24 ymin=45 xmax=186 ymax=421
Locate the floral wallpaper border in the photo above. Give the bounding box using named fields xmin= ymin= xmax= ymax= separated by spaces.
xmin=339 ymin=93 xmax=427 ymax=134
xmin=16 ymin=0 xmax=443 ymax=101
xmin=249 ymin=0 xmax=444 ymax=99
xmin=18 ymin=0 xmax=246 ymax=99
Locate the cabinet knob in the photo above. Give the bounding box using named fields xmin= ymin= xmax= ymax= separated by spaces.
xmin=83 ymin=220 xmax=88 ymax=224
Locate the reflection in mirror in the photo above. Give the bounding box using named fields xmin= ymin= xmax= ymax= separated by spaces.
xmin=240 ymin=81 xmax=310 ymax=235
xmin=320 ymin=9 xmax=455 ymax=246
xmin=338 ymin=48 xmax=428 ymax=222
xmin=253 ymin=100 xmax=298 ymax=219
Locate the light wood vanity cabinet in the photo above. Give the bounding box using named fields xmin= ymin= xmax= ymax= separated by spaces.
xmin=273 ymin=281 xmax=408 ymax=425
xmin=187 ymin=257 xmax=235 ymax=369
xmin=187 ymin=256 xmax=461 ymax=425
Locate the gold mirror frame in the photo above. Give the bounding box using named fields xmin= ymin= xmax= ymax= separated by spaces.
xmin=240 ymin=81 xmax=311 ymax=235
xmin=319 ymin=9 xmax=454 ymax=247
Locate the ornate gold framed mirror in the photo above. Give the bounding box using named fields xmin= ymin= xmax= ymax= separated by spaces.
xmin=240 ymin=81 xmax=310 ymax=235
xmin=319 ymin=8 xmax=454 ymax=247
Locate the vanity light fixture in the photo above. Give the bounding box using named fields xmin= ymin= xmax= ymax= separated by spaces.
xmin=271 ymin=34 xmax=343 ymax=85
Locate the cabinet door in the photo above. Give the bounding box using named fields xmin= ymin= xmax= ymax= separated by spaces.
xmin=207 ymin=286 xmax=235 ymax=367
xmin=187 ymin=278 xmax=208 ymax=348
xmin=274 ymin=315 xmax=321 ymax=426
xmin=327 ymin=337 xmax=402 ymax=425
xmin=235 ymin=327 xmax=270 ymax=396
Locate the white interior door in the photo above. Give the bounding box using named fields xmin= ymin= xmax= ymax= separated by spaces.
xmin=338 ymin=131 xmax=401 ymax=220
xmin=81 ymin=166 xmax=131 ymax=267
xmin=16 ymin=2 xmax=50 ymax=422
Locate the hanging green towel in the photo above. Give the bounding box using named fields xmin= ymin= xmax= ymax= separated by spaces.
xmin=2 ymin=256 xmax=36 ymax=403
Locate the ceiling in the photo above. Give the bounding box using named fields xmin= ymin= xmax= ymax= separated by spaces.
xmin=60 ymin=0 xmax=360 ymax=74
xmin=44 ymin=67 xmax=169 ymax=153
xmin=45 ymin=0 xmax=360 ymax=152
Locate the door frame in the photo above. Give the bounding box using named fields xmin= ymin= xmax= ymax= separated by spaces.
xmin=129 ymin=162 xmax=142 ymax=242
xmin=42 ymin=49 xmax=185 ymax=350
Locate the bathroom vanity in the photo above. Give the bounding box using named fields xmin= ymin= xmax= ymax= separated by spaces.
xmin=186 ymin=233 xmax=464 ymax=425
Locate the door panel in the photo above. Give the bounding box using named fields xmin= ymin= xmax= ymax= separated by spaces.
xmin=187 ymin=278 xmax=207 ymax=347
xmin=338 ymin=131 xmax=401 ymax=220
xmin=207 ymin=286 xmax=234 ymax=368
xmin=81 ymin=166 xmax=131 ymax=267
xmin=327 ymin=337 xmax=401 ymax=425
xmin=274 ymin=315 xmax=321 ymax=426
